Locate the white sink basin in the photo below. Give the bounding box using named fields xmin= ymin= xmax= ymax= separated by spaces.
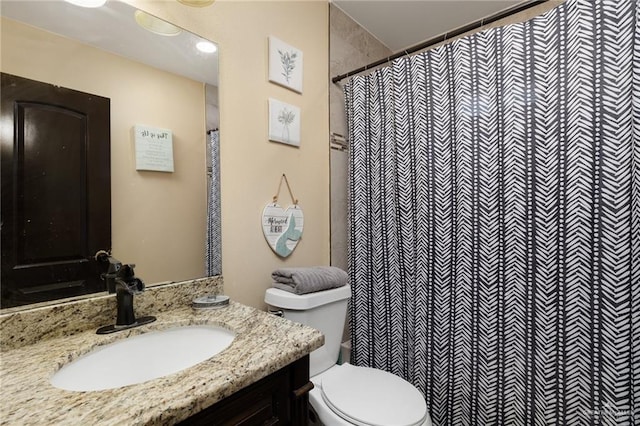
xmin=50 ymin=325 xmax=235 ymax=391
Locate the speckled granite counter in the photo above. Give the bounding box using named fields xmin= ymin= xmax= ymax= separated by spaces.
xmin=0 ymin=278 xmax=324 ymax=425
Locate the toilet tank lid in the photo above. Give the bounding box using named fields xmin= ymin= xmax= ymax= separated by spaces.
xmin=265 ymin=285 xmax=351 ymax=310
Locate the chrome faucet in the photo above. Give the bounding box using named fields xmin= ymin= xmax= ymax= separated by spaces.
xmin=96 ymin=252 xmax=156 ymax=334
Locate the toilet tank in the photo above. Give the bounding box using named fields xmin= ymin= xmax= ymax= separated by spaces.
xmin=265 ymin=285 xmax=351 ymax=377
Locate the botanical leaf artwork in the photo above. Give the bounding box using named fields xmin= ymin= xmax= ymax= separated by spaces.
xmin=269 ymin=98 xmax=300 ymax=146
xmin=278 ymin=49 xmax=297 ymax=83
xmin=277 ymin=108 xmax=295 ymax=143
xmin=268 ymin=37 xmax=302 ymax=93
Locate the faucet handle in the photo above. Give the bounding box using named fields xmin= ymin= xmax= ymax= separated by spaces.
xmin=116 ymin=263 xmax=136 ymax=278
xmin=128 ymin=277 xmax=145 ymax=293
xmin=116 ymin=264 xmax=145 ymax=294
xmin=97 ymin=252 xmax=122 ymax=277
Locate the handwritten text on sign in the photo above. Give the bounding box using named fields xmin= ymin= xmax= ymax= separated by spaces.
xmin=134 ymin=125 xmax=174 ymax=172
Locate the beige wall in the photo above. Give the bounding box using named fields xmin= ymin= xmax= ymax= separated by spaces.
xmin=127 ymin=0 xmax=331 ymax=309
xmin=1 ymin=17 xmax=207 ymax=286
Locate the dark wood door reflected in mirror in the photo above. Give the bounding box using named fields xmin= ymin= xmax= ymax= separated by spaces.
xmin=1 ymin=73 xmax=111 ymax=308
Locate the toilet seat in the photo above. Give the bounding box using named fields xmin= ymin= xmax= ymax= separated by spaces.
xmin=319 ymin=364 xmax=428 ymax=426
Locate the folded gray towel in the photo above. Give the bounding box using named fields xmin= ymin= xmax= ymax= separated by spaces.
xmin=271 ymin=266 xmax=348 ymax=294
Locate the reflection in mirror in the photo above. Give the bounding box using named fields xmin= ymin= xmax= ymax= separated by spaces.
xmin=0 ymin=0 xmax=220 ymax=309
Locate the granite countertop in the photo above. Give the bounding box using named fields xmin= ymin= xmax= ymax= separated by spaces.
xmin=0 ymin=281 xmax=324 ymax=425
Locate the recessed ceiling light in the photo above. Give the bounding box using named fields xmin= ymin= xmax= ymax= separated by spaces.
xmin=64 ymin=0 xmax=106 ymax=7
xmin=196 ymin=41 xmax=217 ymax=54
xmin=177 ymin=0 xmax=215 ymax=7
xmin=135 ymin=10 xmax=182 ymax=37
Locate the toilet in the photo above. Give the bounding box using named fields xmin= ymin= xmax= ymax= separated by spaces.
xmin=265 ymin=285 xmax=432 ymax=426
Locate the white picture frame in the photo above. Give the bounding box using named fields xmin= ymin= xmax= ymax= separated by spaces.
xmin=268 ymin=36 xmax=303 ymax=93
xmin=268 ymin=98 xmax=301 ymax=147
xmin=133 ymin=124 xmax=174 ymax=172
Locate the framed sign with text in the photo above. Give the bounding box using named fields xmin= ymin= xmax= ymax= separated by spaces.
xmin=134 ymin=125 xmax=174 ymax=172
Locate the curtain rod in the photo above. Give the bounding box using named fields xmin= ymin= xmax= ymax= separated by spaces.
xmin=332 ymin=0 xmax=547 ymax=84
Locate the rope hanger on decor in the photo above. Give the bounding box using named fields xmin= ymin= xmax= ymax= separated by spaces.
xmin=272 ymin=173 xmax=299 ymax=205
xmin=261 ymin=174 xmax=304 ymax=258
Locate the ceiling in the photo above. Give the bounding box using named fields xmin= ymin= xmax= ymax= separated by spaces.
xmin=3 ymin=0 xmax=531 ymax=84
xmin=0 ymin=0 xmax=218 ymax=86
xmin=332 ymin=0 xmax=526 ymax=52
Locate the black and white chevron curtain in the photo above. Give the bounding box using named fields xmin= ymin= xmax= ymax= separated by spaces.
xmin=344 ymin=0 xmax=639 ymax=424
xmin=206 ymin=130 xmax=222 ymax=276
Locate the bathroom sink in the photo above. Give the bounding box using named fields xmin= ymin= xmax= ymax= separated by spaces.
xmin=50 ymin=325 xmax=235 ymax=391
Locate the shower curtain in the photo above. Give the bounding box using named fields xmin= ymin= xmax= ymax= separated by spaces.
xmin=345 ymin=0 xmax=639 ymax=424
xmin=206 ymin=129 xmax=222 ymax=276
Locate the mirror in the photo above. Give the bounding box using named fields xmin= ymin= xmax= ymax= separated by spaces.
xmin=0 ymin=0 xmax=220 ymax=309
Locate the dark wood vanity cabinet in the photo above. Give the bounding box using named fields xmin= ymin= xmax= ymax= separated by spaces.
xmin=179 ymin=355 xmax=311 ymax=426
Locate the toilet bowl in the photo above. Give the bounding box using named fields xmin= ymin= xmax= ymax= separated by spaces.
xmin=265 ymin=285 xmax=432 ymax=426
xmin=309 ymin=363 xmax=431 ymax=426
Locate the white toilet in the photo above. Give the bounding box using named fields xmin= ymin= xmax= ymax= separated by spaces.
xmin=265 ymin=285 xmax=432 ymax=426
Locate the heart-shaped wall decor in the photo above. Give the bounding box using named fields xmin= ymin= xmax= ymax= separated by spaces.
xmin=262 ymin=203 xmax=304 ymax=258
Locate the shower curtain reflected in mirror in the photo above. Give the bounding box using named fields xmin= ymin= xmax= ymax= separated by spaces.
xmin=206 ymin=129 xmax=222 ymax=276
xmin=345 ymin=0 xmax=639 ymax=424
